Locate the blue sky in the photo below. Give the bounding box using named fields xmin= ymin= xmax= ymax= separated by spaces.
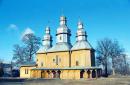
xmin=0 ymin=0 xmax=130 ymax=62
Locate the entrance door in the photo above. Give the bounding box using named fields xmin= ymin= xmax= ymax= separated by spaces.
xmin=41 ymin=71 xmax=45 ymax=78
xmin=80 ymin=70 xmax=84 ymax=78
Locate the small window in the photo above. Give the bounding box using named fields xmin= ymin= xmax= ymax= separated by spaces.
xmin=25 ymin=69 xmax=26 ymax=74
xmin=59 ymin=58 xmax=61 ymax=62
xmin=59 ymin=36 xmax=62 ymax=40
xmin=76 ymin=61 xmax=79 ymax=66
xmin=25 ymin=69 xmax=28 ymax=74
xmin=56 ymin=56 xmax=58 ymax=65
xmin=53 ymin=59 xmax=55 ymax=62
xmin=26 ymin=69 xmax=28 ymax=74
xmin=37 ymin=59 xmax=38 ymax=61
xmin=41 ymin=62 xmax=43 ymax=66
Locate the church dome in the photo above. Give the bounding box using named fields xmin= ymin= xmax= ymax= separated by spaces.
xmin=60 ymin=16 xmax=66 ymax=21
xmin=56 ymin=16 xmax=71 ymax=35
xmin=76 ymin=29 xmax=86 ymax=37
xmin=71 ymin=20 xmax=93 ymax=50
xmin=57 ymin=25 xmax=70 ymax=35
xmin=43 ymin=34 xmax=51 ymax=40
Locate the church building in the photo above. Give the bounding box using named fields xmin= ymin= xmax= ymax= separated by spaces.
xmin=20 ymin=16 xmax=102 ymax=79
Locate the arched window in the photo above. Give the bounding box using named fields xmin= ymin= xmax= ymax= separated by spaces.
xmin=76 ymin=61 xmax=79 ymax=66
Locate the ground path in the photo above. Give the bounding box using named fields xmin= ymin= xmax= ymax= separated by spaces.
xmin=1 ymin=77 xmax=130 ymax=85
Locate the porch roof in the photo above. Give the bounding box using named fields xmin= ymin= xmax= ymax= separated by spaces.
xmin=31 ymin=66 xmax=101 ymax=70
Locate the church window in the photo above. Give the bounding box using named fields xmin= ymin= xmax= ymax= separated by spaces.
xmin=25 ymin=68 xmax=29 ymax=74
xmin=59 ymin=36 xmax=62 ymax=40
xmin=53 ymin=56 xmax=59 ymax=65
xmin=41 ymin=62 xmax=43 ymax=66
xmin=59 ymin=58 xmax=61 ymax=62
xmin=25 ymin=69 xmax=26 ymax=74
xmin=26 ymin=69 xmax=28 ymax=74
xmin=56 ymin=56 xmax=58 ymax=65
xmin=53 ymin=59 xmax=55 ymax=62
xmin=76 ymin=61 xmax=79 ymax=66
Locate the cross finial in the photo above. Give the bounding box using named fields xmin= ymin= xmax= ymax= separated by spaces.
xmin=61 ymin=8 xmax=64 ymax=16
xmin=47 ymin=20 xmax=50 ymax=26
xmin=45 ymin=20 xmax=50 ymax=33
xmin=78 ymin=16 xmax=81 ymax=22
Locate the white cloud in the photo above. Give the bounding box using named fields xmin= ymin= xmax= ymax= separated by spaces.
xmin=8 ymin=24 xmax=18 ymax=30
xmin=21 ymin=27 xmax=34 ymax=38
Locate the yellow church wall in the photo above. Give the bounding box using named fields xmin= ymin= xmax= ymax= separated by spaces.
xmin=45 ymin=51 xmax=70 ymax=68
xmin=36 ymin=49 xmax=95 ymax=69
xmin=20 ymin=49 xmax=96 ymax=79
xmin=60 ymin=70 xmax=80 ymax=79
xmin=74 ymin=70 xmax=80 ymax=79
xmin=36 ymin=53 xmax=47 ymax=68
xmin=71 ymin=49 xmax=92 ymax=67
xmin=30 ymin=70 xmax=42 ymax=78
xmin=61 ymin=70 xmax=68 ymax=79
xmin=83 ymin=71 xmax=88 ymax=79
xmin=20 ymin=66 xmax=35 ymax=78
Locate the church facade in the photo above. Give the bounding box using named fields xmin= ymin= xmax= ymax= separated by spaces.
xmin=20 ymin=16 xmax=102 ymax=79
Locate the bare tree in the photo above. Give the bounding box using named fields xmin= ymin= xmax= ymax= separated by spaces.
xmin=96 ymin=38 xmax=112 ymax=77
xmin=22 ymin=33 xmax=41 ymax=61
xmin=110 ymin=40 xmax=124 ymax=75
xmin=96 ymin=38 xmax=125 ymax=76
xmin=12 ymin=33 xmax=41 ymax=67
xmin=0 ymin=59 xmax=4 ymax=77
xmin=115 ymin=54 xmax=129 ymax=75
xmin=12 ymin=44 xmax=27 ymax=67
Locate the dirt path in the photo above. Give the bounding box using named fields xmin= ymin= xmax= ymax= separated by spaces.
xmin=25 ymin=78 xmax=130 ymax=85
xmin=1 ymin=77 xmax=130 ymax=85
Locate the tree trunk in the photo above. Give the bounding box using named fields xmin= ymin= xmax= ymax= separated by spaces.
xmin=112 ymin=62 xmax=115 ymax=75
xmin=104 ymin=63 xmax=108 ymax=77
xmin=112 ymin=67 xmax=115 ymax=75
xmin=112 ymin=60 xmax=116 ymax=75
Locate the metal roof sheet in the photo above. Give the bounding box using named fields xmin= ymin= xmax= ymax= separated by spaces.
xmin=47 ymin=42 xmax=72 ymax=52
xmin=71 ymin=40 xmax=93 ymax=50
xmin=31 ymin=66 xmax=101 ymax=70
xmin=37 ymin=47 xmax=48 ymax=53
xmin=20 ymin=62 xmax=36 ymax=67
xmin=37 ymin=41 xmax=93 ymax=53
